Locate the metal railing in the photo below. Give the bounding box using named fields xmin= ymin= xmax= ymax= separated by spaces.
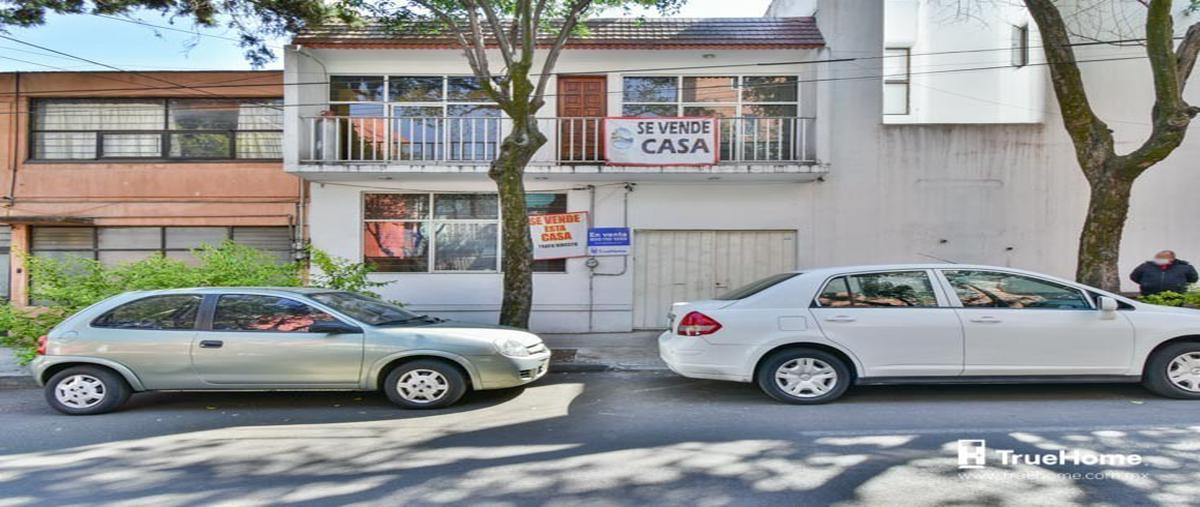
xmin=301 ymin=116 xmax=816 ymax=164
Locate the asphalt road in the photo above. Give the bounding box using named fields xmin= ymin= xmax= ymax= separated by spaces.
xmin=1 ymin=372 xmax=1198 ymax=506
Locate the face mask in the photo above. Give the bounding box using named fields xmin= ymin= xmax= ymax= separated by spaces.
xmin=1154 ymin=258 xmax=1172 ymax=266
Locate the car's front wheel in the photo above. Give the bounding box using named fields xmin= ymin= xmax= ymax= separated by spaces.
xmin=383 ymin=359 xmax=469 ymax=409
xmin=44 ymin=365 xmax=131 ymax=415
xmin=1143 ymin=342 xmax=1200 ymax=399
xmin=756 ymin=348 xmax=851 ymax=404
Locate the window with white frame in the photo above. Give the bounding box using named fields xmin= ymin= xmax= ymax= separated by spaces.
xmin=883 ymin=48 xmax=911 ymax=116
xmin=31 ymin=98 xmax=283 ymax=161
xmin=328 ymin=76 xmax=500 ymax=161
xmin=621 ymin=75 xmax=801 ymax=161
xmin=363 ymin=193 xmax=568 ymax=273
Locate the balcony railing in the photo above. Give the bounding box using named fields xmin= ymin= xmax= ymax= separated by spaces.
xmin=300 ymin=116 xmax=816 ymax=165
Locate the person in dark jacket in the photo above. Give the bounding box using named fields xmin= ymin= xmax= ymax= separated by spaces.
xmin=1130 ymin=250 xmax=1199 ymax=296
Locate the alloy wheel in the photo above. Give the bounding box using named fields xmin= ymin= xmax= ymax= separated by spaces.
xmin=54 ymin=374 xmax=107 ymax=409
xmin=774 ymin=357 xmax=838 ymax=398
xmin=1167 ymin=352 xmax=1200 ymax=393
xmin=396 ymin=369 xmax=450 ymax=403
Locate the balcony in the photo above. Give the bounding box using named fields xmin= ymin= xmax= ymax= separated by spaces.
xmin=295 ymin=116 xmax=821 ymax=180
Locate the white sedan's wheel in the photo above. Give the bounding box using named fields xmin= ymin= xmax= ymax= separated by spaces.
xmin=774 ymin=358 xmax=838 ymax=398
xmin=1167 ymin=352 xmax=1200 ymax=393
xmin=54 ymin=374 xmax=107 ymax=409
xmin=396 ymin=369 xmax=450 ymax=403
xmin=756 ymin=348 xmax=851 ymax=404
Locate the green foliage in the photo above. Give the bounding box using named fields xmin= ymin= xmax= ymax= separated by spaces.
xmin=0 ymin=241 xmax=302 ymax=364
xmin=308 ymin=247 xmax=391 ymax=298
xmin=1139 ymin=289 xmax=1200 ymax=307
xmin=0 ymin=305 xmax=67 ymax=365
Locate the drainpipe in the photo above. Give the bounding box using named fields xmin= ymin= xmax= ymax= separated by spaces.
xmin=5 ymin=72 xmax=19 ymax=207
xmin=586 ymin=183 xmax=635 ymax=332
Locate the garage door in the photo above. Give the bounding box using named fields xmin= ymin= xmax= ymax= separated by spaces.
xmin=632 ymin=230 xmax=797 ymax=329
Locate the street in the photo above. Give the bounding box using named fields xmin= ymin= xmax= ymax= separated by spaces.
xmin=1 ymin=372 xmax=1198 ymax=506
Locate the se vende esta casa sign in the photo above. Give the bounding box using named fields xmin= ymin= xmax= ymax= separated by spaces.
xmin=529 ymin=211 xmax=588 ymax=260
xmin=604 ymin=117 xmax=719 ymax=166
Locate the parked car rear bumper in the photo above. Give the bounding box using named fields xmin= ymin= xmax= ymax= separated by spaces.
xmin=658 ymin=332 xmax=751 ymax=382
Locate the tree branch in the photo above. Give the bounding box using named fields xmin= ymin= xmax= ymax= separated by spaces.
xmin=531 ymin=0 xmax=592 ymax=111
xmin=1177 ymin=22 xmax=1200 ymax=89
xmin=1023 ymin=0 xmax=1114 ymax=174
xmin=459 ymin=0 xmax=512 ymax=108
xmin=1121 ymin=0 xmax=1196 ymax=176
xmin=475 ymin=0 xmax=515 ymax=69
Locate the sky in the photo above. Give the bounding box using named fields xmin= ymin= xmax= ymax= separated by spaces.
xmin=0 ymin=0 xmax=774 ymax=72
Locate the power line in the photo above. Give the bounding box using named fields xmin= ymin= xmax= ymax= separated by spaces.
xmin=0 ymin=35 xmax=230 ymax=99
xmin=0 ymin=54 xmax=1151 ymax=118
xmin=0 ymin=33 xmax=1164 ymax=97
xmin=89 ymin=14 xmax=285 ymax=49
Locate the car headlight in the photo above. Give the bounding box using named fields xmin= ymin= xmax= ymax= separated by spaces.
xmin=494 ymin=338 xmax=531 ymax=358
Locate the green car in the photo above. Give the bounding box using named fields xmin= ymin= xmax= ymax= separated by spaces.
xmin=30 ymin=288 xmax=550 ymax=415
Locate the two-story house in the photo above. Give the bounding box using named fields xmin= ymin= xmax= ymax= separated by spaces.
xmin=286 ymin=0 xmax=1200 ymax=334
xmin=286 ymin=18 xmax=828 ymax=331
xmin=0 ymin=71 xmax=300 ymax=304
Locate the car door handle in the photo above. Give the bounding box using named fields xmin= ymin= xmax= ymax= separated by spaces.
xmin=969 ymin=316 xmax=1002 ymax=324
xmin=824 ymin=315 xmax=856 ymax=323
xmin=198 ymin=340 xmax=224 ymax=349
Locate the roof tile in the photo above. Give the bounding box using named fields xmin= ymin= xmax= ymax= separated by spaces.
xmin=295 ymin=17 xmax=824 ymax=49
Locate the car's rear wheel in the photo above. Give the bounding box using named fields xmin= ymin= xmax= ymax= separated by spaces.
xmin=44 ymin=365 xmax=131 ymax=415
xmin=756 ymin=348 xmax=851 ymax=404
xmin=1143 ymin=342 xmax=1200 ymax=399
xmin=383 ymin=359 xmax=468 ymax=409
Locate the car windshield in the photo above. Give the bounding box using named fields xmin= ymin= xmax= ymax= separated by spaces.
xmin=713 ymin=272 xmax=800 ymax=300
xmin=308 ymin=292 xmax=428 ymax=326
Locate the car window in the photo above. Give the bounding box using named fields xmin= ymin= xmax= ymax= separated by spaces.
xmin=943 ymin=270 xmax=1092 ymax=310
xmin=212 ymin=295 xmax=337 ymax=332
xmin=309 ymin=291 xmax=419 ymax=325
xmin=714 ymin=272 xmax=800 ymax=300
xmin=816 ymin=277 xmax=853 ymax=307
xmin=815 ymin=271 xmax=939 ymax=308
xmin=92 ymin=295 xmax=202 ymax=330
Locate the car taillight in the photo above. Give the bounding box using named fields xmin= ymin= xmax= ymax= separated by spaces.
xmin=677 ymin=311 xmax=722 ymax=336
xmin=36 ymin=335 xmax=47 ymax=355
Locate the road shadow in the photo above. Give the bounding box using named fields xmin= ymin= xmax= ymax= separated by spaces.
xmin=0 ymin=372 xmax=1195 ymax=506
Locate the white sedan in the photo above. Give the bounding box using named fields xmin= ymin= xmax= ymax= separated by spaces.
xmin=658 ymin=264 xmax=1200 ymax=404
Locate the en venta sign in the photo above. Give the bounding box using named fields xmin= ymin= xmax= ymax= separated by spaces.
xmin=529 ymin=211 xmax=588 ymax=260
xmin=604 ymin=117 xmax=719 ymax=166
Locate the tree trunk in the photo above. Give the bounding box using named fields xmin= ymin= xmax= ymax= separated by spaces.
xmin=489 ymin=116 xmax=547 ymax=329
xmin=1076 ymin=167 xmax=1135 ymax=292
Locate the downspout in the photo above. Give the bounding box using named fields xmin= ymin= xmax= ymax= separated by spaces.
xmin=5 ymin=72 xmax=19 ymax=208
xmin=586 ymin=183 xmax=634 ymax=332
xmin=291 ymin=46 xmax=325 ymax=277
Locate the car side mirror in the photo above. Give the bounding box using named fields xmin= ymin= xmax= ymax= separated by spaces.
xmin=309 ymin=320 xmax=362 ymax=334
xmin=1098 ymin=296 xmax=1119 ymax=315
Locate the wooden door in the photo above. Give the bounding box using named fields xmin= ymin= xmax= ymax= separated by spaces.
xmin=557 ymin=76 xmax=606 ymax=162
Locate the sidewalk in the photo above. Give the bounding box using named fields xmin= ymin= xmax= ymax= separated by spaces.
xmin=0 ymin=348 xmax=35 ymax=388
xmin=542 ymin=331 xmax=667 ymax=372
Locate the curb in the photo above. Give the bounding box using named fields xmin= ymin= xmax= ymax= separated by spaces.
xmin=0 ymin=375 xmax=36 ymax=389
xmin=549 ymin=362 xmax=670 ymax=373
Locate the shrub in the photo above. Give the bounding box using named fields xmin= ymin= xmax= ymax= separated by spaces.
xmin=308 ymin=247 xmax=392 ymax=299
xmin=0 ymin=241 xmax=315 ymax=364
xmin=1138 ymin=288 xmax=1200 ymax=308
